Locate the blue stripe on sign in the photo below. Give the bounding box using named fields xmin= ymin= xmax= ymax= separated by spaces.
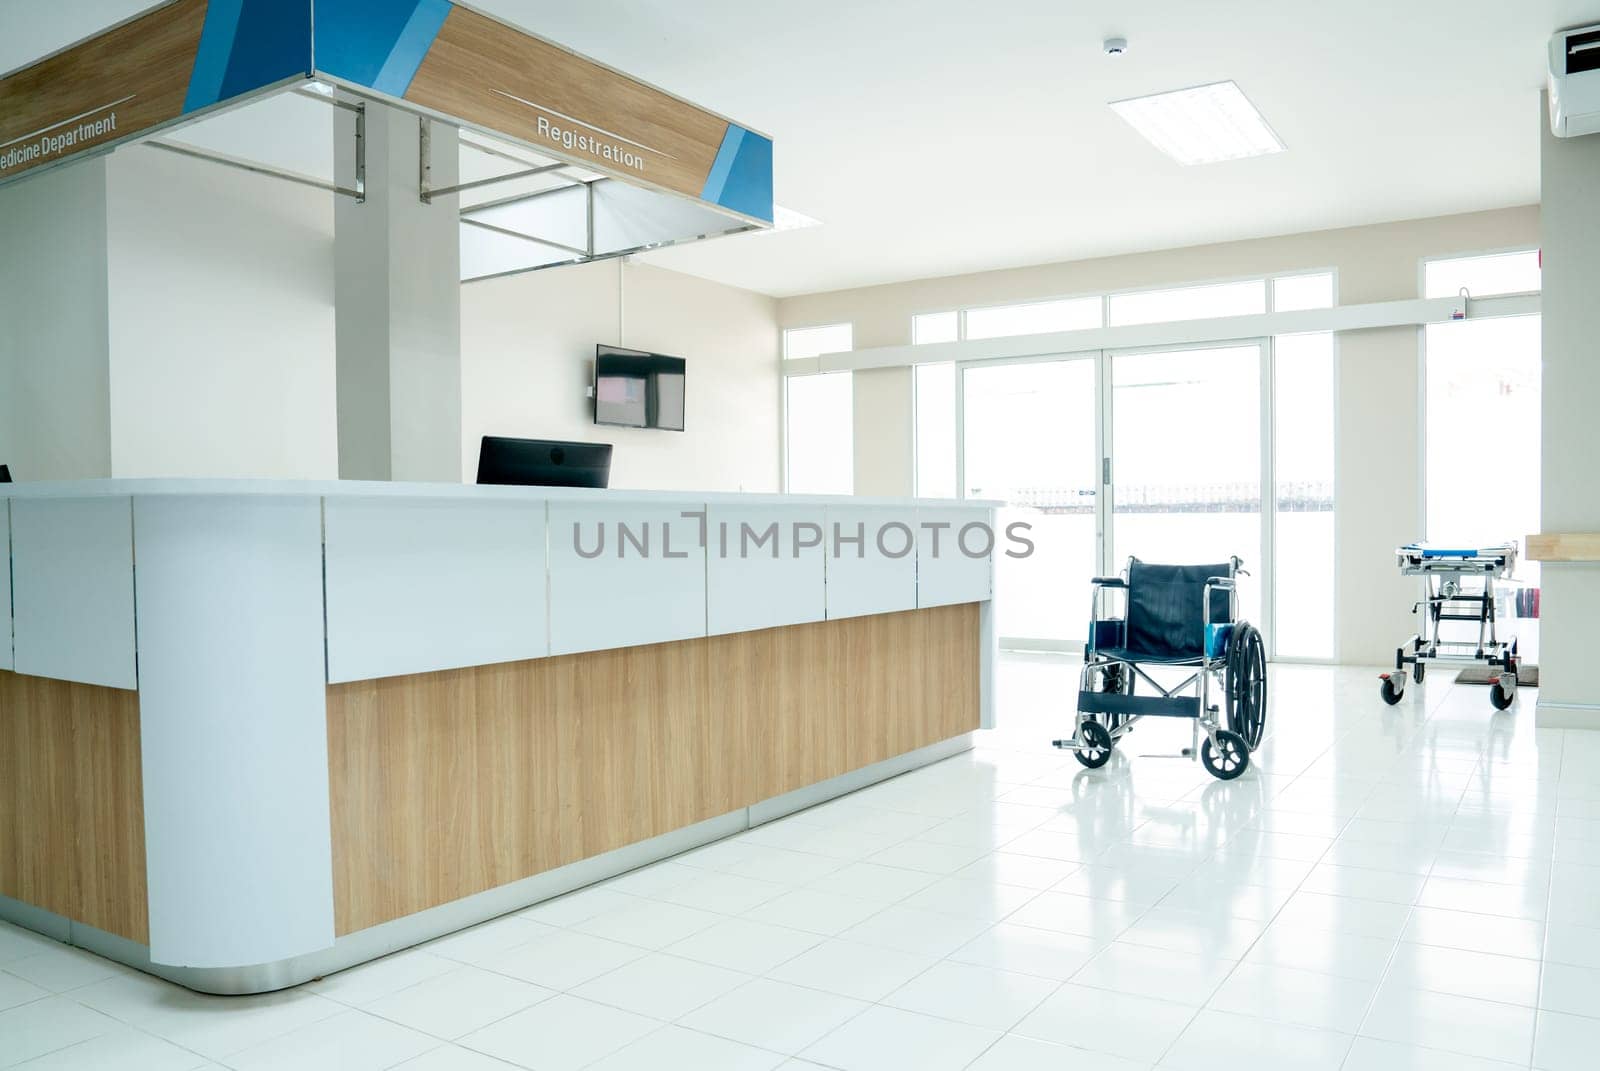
xmin=715 ymin=129 xmax=773 ymax=221
xmin=183 ymin=0 xmax=247 ymax=112
xmin=372 ymin=0 xmax=453 ymax=97
xmin=700 ymin=124 xmax=746 ymax=205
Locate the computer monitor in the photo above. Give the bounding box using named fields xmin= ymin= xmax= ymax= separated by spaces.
xmin=475 ymin=437 xmax=612 ymax=489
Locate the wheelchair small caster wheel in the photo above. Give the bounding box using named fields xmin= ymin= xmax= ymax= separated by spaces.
xmin=1490 ymin=679 xmax=1515 ymax=710
xmin=1413 ymin=663 xmax=1426 ymax=684
xmin=1073 ymin=721 xmax=1114 ymax=769
xmin=1379 ymin=677 xmax=1403 ymax=705
xmin=1201 ymin=729 xmax=1249 ymax=780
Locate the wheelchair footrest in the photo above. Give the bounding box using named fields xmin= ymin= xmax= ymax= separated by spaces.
xmin=1077 ymin=692 xmax=1200 ymax=719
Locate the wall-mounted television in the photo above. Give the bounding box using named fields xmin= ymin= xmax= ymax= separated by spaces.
xmin=594 ymin=345 xmax=686 ymax=431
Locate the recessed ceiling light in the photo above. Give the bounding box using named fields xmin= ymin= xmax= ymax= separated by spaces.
xmin=1109 ymin=80 xmax=1284 ymax=165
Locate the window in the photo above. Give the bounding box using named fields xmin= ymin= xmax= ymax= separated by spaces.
xmin=913 ymin=311 xmax=958 ymax=344
xmin=1425 ymin=250 xmax=1540 ymax=299
xmin=785 ymin=373 xmax=854 ymax=494
xmin=1107 ymin=279 xmax=1266 ymax=326
xmin=784 ymin=322 xmax=853 ymax=360
xmin=1272 ymin=273 xmax=1335 ymax=312
xmin=1274 ymin=333 xmax=1336 ymax=659
xmin=966 ymin=297 xmax=1101 ymax=339
xmin=914 ymin=363 xmax=956 ymax=498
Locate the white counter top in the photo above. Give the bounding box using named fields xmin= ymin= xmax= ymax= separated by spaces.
xmin=0 ymin=477 xmax=1000 ymax=511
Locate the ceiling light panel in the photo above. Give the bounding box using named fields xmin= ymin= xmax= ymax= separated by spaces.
xmin=1110 ymin=80 xmax=1284 ymax=165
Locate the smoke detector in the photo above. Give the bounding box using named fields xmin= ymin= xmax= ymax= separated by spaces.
xmin=1104 ymin=37 xmax=1129 ymax=56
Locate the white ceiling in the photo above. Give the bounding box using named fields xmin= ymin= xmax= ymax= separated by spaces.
xmin=4 ymin=1 xmax=1592 ymax=297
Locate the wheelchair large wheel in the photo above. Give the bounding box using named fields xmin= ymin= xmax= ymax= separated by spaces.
xmin=1201 ymin=729 xmax=1249 ymax=780
xmin=1224 ymin=624 xmax=1267 ymax=750
xmin=1073 ymin=720 xmax=1114 ymax=769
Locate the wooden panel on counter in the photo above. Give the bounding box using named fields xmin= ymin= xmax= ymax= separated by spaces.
xmin=0 ymin=671 xmax=148 ymax=942
xmin=327 ymin=603 xmax=980 ymax=935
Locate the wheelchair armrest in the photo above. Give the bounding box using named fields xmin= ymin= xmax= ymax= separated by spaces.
xmin=1091 ymin=577 xmax=1127 ymax=588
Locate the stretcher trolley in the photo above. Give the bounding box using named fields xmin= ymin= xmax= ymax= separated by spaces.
xmin=1379 ymin=542 xmax=1522 ymax=710
xmin=1054 ymin=558 xmax=1268 ymax=781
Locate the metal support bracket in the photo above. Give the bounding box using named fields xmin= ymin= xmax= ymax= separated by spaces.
xmin=144 ymin=96 xmax=366 ymax=204
xmin=419 ymin=117 xmax=581 ymax=206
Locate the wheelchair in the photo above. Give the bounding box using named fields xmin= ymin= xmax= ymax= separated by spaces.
xmin=1053 ymin=557 xmax=1267 ymax=781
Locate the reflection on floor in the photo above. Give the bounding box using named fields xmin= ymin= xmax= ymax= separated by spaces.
xmin=1 ymin=655 xmax=1596 ymax=1070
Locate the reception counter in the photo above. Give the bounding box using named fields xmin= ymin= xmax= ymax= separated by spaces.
xmin=0 ymin=480 xmax=996 ymax=993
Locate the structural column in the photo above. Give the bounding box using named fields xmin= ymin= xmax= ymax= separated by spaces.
xmin=334 ymin=98 xmax=462 ymax=482
xmin=1536 ymin=93 xmax=1600 ymax=726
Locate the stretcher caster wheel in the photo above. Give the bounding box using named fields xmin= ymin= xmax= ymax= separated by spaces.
xmin=1490 ymin=680 xmax=1515 ymax=710
xmin=1379 ymin=677 xmax=1403 ymax=705
xmin=1413 ymin=663 xmax=1426 ymax=684
xmin=1073 ymin=721 xmax=1114 ymax=769
xmin=1201 ymin=729 xmax=1249 ymax=780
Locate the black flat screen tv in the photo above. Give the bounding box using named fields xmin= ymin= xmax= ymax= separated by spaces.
xmin=594 ymin=345 xmax=686 ymax=431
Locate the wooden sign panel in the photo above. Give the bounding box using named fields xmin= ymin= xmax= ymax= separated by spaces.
xmin=1 ymin=0 xmax=771 ymax=224
xmin=0 ymin=1 xmax=311 ymax=187
xmin=313 ymin=0 xmax=773 ymax=222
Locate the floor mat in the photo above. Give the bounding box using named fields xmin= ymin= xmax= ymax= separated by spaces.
xmin=1456 ymin=663 xmax=1540 ymax=686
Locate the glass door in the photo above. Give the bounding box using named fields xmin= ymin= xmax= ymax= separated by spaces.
xmin=961 ymin=354 xmax=1102 ymax=648
xmin=1107 ymin=341 xmax=1267 ymax=628
xmin=1424 ymin=315 xmax=1542 ymax=661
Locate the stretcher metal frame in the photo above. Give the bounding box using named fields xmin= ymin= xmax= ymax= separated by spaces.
xmin=1379 ymin=542 xmax=1522 ymax=710
xmin=1054 ymin=557 xmax=1266 ymax=781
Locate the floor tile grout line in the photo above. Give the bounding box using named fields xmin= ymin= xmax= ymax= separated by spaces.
xmin=1527 ymin=727 xmax=1568 ymax=1070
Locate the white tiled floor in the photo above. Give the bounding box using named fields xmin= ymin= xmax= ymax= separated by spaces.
xmin=3 ymin=655 xmax=1599 ymax=1069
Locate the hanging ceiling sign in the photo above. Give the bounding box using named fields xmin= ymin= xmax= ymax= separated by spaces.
xmin=0 ymin=0 xmax=310 ymax=184
xmin=0 ymin=0 xmax=773 ymax=225
xmin=313 ymin=0 xmax=772 ymax=223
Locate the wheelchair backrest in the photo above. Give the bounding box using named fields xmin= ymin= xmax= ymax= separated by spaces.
xmin=1125 ymin=559 xmax=1234 ymax=660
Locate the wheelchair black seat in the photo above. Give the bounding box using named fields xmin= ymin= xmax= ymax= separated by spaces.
xmin=1122 ymin=559 xmax=1234 ymax=662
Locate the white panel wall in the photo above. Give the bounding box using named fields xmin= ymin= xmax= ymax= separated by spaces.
xmin=917 ymin=506 xmax=995 ymax=608
xmin=10 ymin=497 xmax=135 ymax=690
xmin=105 ymin=147 xmax=337 ymax=480
xmin=1 ymin=502 xmax=11 ymax=672
xmin=549 ymin=501 xmax=706 ymax=654
xmin=706 ymin=504 xmax=826 ymax=634
xmin=825 ymin=505 xmax=918 ymax=620
xmin=133 ymin=494 xmax=333 ymax=968
xmin=0 ymin=158 xmax=112 ymax=480
xmin=325 ymin=497 xmax=548 ymax=682
xmin=460 ymin=259 xmax=780 ymax=492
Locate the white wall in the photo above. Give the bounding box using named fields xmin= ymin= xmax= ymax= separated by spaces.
xmin=0 ymin=159 xmax=113 ymax=480
xmin=853 ymin=367 xmax=913 ymax=496
xmin=779 ymin=206 xmax=1540 ymax=665
xmin=1537 ymin=96 xmax=1600 ymax=725
xmin=461 ymin=259 xmax=780 ymax=492
xmin=104 ymin=147 xmax=337 ymax=479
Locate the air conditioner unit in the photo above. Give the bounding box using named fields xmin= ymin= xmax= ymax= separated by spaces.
xmin=1550 ymin=25 xmax=1600 ymax=137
